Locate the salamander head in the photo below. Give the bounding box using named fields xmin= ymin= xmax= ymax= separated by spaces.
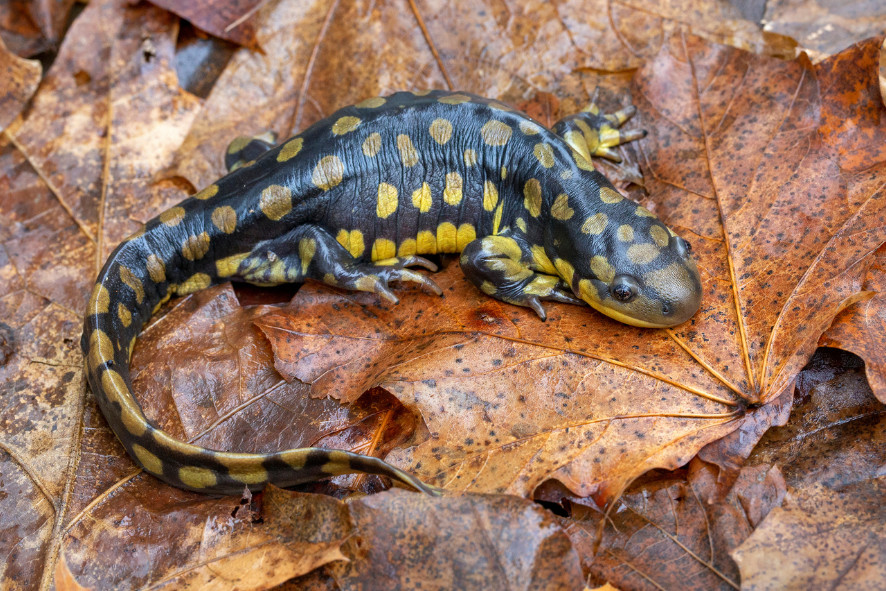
xmin=547 ymin=186 xmax=702 ymax=328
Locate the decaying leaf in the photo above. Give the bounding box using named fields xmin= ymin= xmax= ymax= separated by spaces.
xmin=0 ymin=0 xmax=77 ymax=57
xmin=147 ymin=0 xmax=262 ymax=51
xmin=819 ymin=246 xmax=885 ymax=403
xmin=565 ymin=459 xmax=786 ymax=591
xmin=0 ymin=34 xmax=41 ymax=131
xmin=733 ymin=480 xmax=886 ymax=589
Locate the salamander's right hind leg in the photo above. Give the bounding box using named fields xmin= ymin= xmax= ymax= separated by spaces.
xmin=231 ymin=225 xmax=442 ymax=301
xmin=224 ymin=131 xmax=277 ymax=171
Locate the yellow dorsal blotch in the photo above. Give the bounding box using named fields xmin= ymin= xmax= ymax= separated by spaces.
xmin=443 ymin=172 xmax=463 ymax=206
xmin=376 ymin=183 xmax=399 ymax=218
xmin=412 ymin=183 xmax=432 ymax=213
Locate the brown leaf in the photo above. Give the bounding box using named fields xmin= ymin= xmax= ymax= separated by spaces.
xmin=258 ymin=265 xmax=743 ymax=502
xmin=733 ymin=480 xmax=886 ymax=589
xmin=819 ymin=246 xmax=885 ymax=403
xmin=565 ymin=459 xmax=786 ymax=591
xmin=325 ymin=488 xmax=585 ymax=590
xmin=732 ymin=348 xmax=886 ymax=589
xmin=147 ymin=0 xmax=262 ymax=51
xmin=0 ymin=34 xmax=41 ymax=131
xmin=61 ymin=485 xmax=351 ymax=589
xmin=0 ymin=0 xmax=77 ymax=57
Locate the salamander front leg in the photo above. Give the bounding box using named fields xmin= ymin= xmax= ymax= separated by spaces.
xmin=235 ymin=225 xmax=442 ymax=301
xmin=460 ymin=235 xmax=582 ymax=321
xmin=552 ymin=102 xmax=645 ymax=163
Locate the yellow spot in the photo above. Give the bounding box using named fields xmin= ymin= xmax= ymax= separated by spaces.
xmin=299 ymin=238 xmax=316 ymax=275
xmin=590 ymin=256 xmax=615 ymax=282
xmin=159 ymin=207 xmax=185 ymax=227
xmin=578 ymin=279 xmax=599 ymax=302
xmin=229 ymin=465 xmax=268 ymax=485
xmin=438 ymin=93 xmax=471 ymax=105
xmin=397 ymin=134 xmax=419 ymax=167
xmin=145 ymin=255 xmax=166 ymax=284
xmin=132 ymin=444 xmax=163 ymax=474
xmin=524 ymin=274 xmax=559 ymax=296
xmin=260 ymin=184 xmax=293 ymax=220
xmin=312 ymin=155 xmax=345 ymax=190
xmin=627 ymin=243 xmax=660 ymax=265
xmin=398 ymin=239 xmax=416 ymax=257
xmin=523 ymin=178 xmax=542 ymax=217
xmin=554 ymin=258 xmax=575 ymax=285
xmin=216 ymin=253 xmax=249 ymax=277
xmin=533 ymin=143 xmax=555 ymax=168
xmin=119 ymin=266 xmax=145 ymax=304
xmin=635 ymin=206 xmax=656 ymax=218
xmin=581 ymin=213 xmax=608 ymax=235
xmin=117 ymin=303 xmax=131 ymax=327
xmin=480 ymin=281 xmax=497 ymax=295
xmin=413 ymin=89 xmax=432 ymax=96
xmin=600 ymin=187 xmax=624 ymax=204
xmin=322 ymin=273 xmax=337 ymax=286
xmin=376 ymin=183 xmax=399 ymax=218
xmin=519 ymin=121 xmax=541 ymax=135
xmin=501 ymin=166 xmax=507 ymax=180
xmin=416 ymin=230 xmax=437 ymax=254
xmin=514 ymin=218 xmax=527 ymax=234
xmin=492 ymin=203 xmax=503 ymax=235
xmin=436 ymin=222 xmax=458 ymax=253
xmin=560 ymin=169 xmax=573 ymax=180
xmin=277 ymin=137 xmax=304 ymax=162
xmin=125 ymin=226 xmax=145 ymax=241
xmin=444 ymin=172 xmax=463 ymax=206
xmin=464 ymin=149 xmax=477 ymax=166
xmin=483 ymin=181 xmax=499 ymax=212
xmin=650 ymin=225 xmax=670 ymax=247
xmin=571 ymin=147 xmax=594 ymax=171
xmin=211 ymin=206 xmax=237 ymax=234
xmin=354 ymin=275 xmax=379 ymax=292
xmin=88 ymin=329 xmax=114 ymax=371
xmin=102 ymin=369 xmax=147 ymax=436
xmin=332 ymin=116 xmax=361 ymax=135
xmin=429 ymin=118 xmax=453 ymax=145
xmin=371 ymin=238 xmax=396 ymax=261
xmin=182 ymin=232 xmax=210 ymax=261
xmin=193 ymin=184 xmax=219 ymax=200
xmin=357 ymin=96 xmax=386 ymax=108
xmin=227 ymin=136 xmax=250 ymax=154
xmin=550 ymin=194 xmax=573 ymax=220
xmin=336 ymin=229 xmax=366 ymax=258
xmin=88 ymin=283 xmax=110 ymax=314
xmin=487 ymin=100 xmax=512 ymax=111
xmin=179 ymin=466 xmax=218 ymax=490
xmin=362 ymin=132 xmax=382 ymax=157
xmin=410 ymin=182 xmax=433 ymax=213
xmin=178 ymin=273 xmax=212 ymax=294
xmin=617 ymin=225 xmax=634 ymax=242
xmin=481 ymin=120 xmax=512 ymax=147
xmin=456 ymin=223 xmax=476 ymax=250
xmin=530 ymin=245 xmax=557 ymax=275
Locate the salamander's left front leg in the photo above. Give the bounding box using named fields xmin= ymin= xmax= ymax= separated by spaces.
xmin=552 ymin=103 xmax=645 ymax=163
xmin=234 ymin=224 xmax=442 ymax=302
xmin=460 ymin=234 xmax=581 ymax=321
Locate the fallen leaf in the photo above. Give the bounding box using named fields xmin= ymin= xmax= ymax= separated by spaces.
xmin=0 ymin=34 xmax=41 ymax=131
xmin=0 ymin=0 xmax=77 ymax=57
xmin=321 ymin=487 xmax=585 ymax=590
xmin=147 ymin=0 xmax=262 ymax=51
xmin=564 ymin=459 xmax=786 ymax=591
xmin=60 ymin=485 xmax=351 ymax=589
xmin=819 ymin=246 xmax=885 ymax=403
xmin=732 ymin=480 xmax=886 ymax=589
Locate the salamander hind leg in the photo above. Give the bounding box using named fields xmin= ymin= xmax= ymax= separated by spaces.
xmin=235 ymin=225 xmax=442 ymax=302
xmin=460 ymin=234 xmax=582 ymax=321
xmin=552 ymin=102 xmax=646 ymax=163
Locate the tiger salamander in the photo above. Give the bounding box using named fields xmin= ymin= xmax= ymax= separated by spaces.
xmin=82 ymin=90 xmax=702 ymax=495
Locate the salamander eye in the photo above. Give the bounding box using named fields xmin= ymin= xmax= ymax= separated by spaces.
xmin=674 ymin=236 xmax=692 ymax=256
xmin=610 ymin=275 xmax=640 ymax=303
